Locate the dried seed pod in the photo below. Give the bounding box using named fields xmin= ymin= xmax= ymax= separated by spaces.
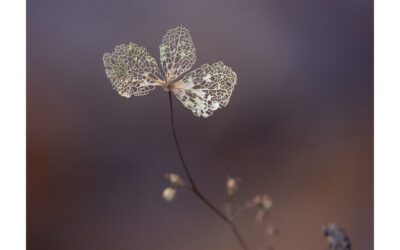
xmin=260 ymin=194 xmax=273 ymax=210
xmin=162 ymin=187 xmax=177 ymax=202
xmin=226 ymin=176 xmax=240 ymax=197
xmin=165 ymin=173 xmax=185 ymax=188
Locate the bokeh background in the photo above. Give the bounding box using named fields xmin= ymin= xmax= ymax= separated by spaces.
xmin=27 ymin=0 xmax=373 ymax=249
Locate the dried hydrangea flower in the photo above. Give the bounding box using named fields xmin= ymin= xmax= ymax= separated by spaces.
xmin=103 ymin=25 xmax=237 ymax=118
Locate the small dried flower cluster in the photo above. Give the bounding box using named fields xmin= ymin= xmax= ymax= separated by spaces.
xmin=162 ymin=173 xmax=187 ymax=202
xmin=225 ymin=176 xmax=279 ymax=249
xmin=162 ymin=173 xmax=278 ymax=249
xmin=223 ymin=176 xmax=278 ymax=250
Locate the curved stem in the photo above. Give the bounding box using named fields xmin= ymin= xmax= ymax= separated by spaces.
xmin=168 ymin=91 xmax=197 ymax=190
xmin=168 ymin=91 xmax=249 ymax=250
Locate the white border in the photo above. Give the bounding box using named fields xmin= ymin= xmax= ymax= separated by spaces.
xmin=375 ymin=1 xmax=400 ymax=250
xmin=0 ymin=0 xmax=26 ymax=249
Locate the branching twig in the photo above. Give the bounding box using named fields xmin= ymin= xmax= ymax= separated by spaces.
xmin=168 ymin=91 xmax=249 ymax=250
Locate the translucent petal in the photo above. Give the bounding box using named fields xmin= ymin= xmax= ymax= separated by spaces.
xmin=103 ymin=43 xmax=164 ymax=97
xmin=171 ymin=62 xmax=237 ymax=118
xmin=159 ymin=25 xmax=196 ymax=82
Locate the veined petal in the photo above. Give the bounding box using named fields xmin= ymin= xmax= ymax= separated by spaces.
xmin=171 ymin=61 xmax=237 ymax=118
xmin=160 ymin=25 xmax=196 ymax=82
xmin=103 ymin=43 xmax=164 ymax=97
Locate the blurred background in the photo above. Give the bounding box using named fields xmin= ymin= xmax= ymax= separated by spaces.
xmin=27 ymin=0 xmax=373 ymax=249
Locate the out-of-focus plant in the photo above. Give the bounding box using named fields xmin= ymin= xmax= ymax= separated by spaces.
xmin=103 ymin=25 xmax=351 ymax=250
xmin=323 ymin=223 xmax=351 ymax=250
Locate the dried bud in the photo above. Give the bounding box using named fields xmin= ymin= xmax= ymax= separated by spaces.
xmin=165 ymin=173 xmax=185 ymax=188
xmin=226 ymin=176 xmax=240 ymax=196
xmin=260 ymin=194 xmax=273 ymax=210
xmin=265 ymin=225 xmax=279 ymax=237
xmin=162 ymin=187 xmax=177 ymax=202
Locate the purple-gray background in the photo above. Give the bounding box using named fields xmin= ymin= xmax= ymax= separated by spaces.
xmin=28 ymin=0 xmax=373 ymax=249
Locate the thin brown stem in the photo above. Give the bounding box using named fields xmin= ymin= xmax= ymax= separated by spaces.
xmin=167 ymin=91 xmax=249 ymax=250
xmin=168 ymin=91 xmax=197 ymax=190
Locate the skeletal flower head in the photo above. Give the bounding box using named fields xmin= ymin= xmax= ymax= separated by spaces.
xmin=226 ymin=176 xmax=240 ymax=197
xmin=103 ymin=25 xmax=237 ymax=118
xmin=162 ymin=187 xmax=177 ymax=202
xmin=323 ymin=223 xmax=351 ymax=250
xmin=165 ymin=173 xmax=185 ymax=188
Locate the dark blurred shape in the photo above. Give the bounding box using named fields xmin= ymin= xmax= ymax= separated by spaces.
xmin=323 ymin=223 xmax=351 ymax=250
